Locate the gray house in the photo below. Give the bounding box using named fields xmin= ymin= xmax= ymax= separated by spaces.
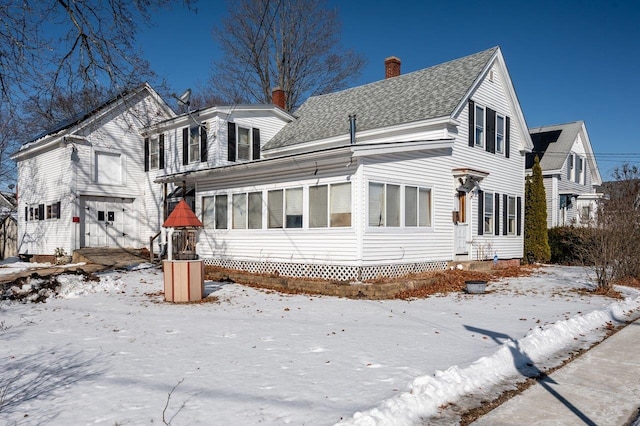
xmin=527 ymin=121 xmax=602 ymax=227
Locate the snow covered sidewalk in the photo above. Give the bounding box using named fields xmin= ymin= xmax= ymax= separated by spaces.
xmin=1 ymin=264 xmax=639 ymax=425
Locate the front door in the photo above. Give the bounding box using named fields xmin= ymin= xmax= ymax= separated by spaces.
xmin=454 ymin=191 xmax=469 ymax=255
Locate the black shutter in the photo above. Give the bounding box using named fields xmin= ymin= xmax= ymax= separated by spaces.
xmin=486 ymin=108 xmax=496 ymax=153
xmin=517 ymin=196 xmax=522 ymax=236
xmin=503 ymin=194 xmax=508 ymax=235
xmin=182 ymin=128 xmax=188 ymax=165
xmin=477 ymin=189 xmax=484 ymax=235
xmin=252 ymin=128 xmax=261 ymax=160
xmin=505 ymin=116 xmax=511 ymax=158
xmin=228 ymin=122 xmax=236 ymax=162
xmin=56 ymin=201 xmax=61 ymax=219
xmin=144 ymin=137 xmax=149 ymax=172
xmin=468 ymin=100 xmax=475 ymax=147
xmin=159 ymin=134 xmax=165 ymax=169
xmin=25 ymin=206 xmax=28 ymax=221
xmin=38 ymin=204 xmax=44 ymax=221
xmin=494 ymin=193 xmax=500 ymax=235
xmin=200 ymin=124 xmax=207 ymax=163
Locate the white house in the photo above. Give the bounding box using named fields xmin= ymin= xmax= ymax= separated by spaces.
xmin=527 ymin=121 xmax=602 ymax=227
xmin=11 ymin=83 xmax=175 ymax=259
xmin=152 ymin=47 xmax=534 ymax=280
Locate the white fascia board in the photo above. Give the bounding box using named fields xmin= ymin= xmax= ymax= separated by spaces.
xmin=350 ymin=139 xmax=454 ymax=157
xmin=143 ymin=104 xmax=294 ymax=136
xmin=263 ymin=116 xmax=457 ymax=158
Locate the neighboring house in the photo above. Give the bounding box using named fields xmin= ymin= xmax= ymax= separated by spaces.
xmin=10 ymin=83 xmax=175 ymax=259
xmin=152 ymin=46 xmax=533 ymax=280
xmin=0 ymin=191 xmax=17 ymax=259
xmin=527 ymin=121 xmax=602 ymax=228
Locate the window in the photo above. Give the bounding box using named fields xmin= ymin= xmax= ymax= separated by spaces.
xmin=330 ymin=183 xmax=351 ymax=227
xmin=369 ymin=182 xmax=385 ymax=226
xmin=238 ymin=127 xmax=251 ymax=161
xmin=215 ymin=195 xmax=228 ymax=229
xmin=248 ymin=192 xmax=262 ymax=229
xmin=496 ymin=115 xmax=505 ymax=154
xmin=386 ymin=184 xmax=400 ymax=227
xmin=149 ymin=137 xmax=159 ymax=169
xmin=202 ymin=196 xmax=215 ymax=228
xmin=309 ymin=185 xmax=328 ymax=228
xmin=418 ymin=188 xmax=432 ymax=227
xmin=405 ymin=186 xmax=432 ymax=227
xmin=189 ymin=125 xmax=200 ymax=163
xmin=228 ymin=123 xmax=260 ymax=162
xmin=232 ymin=193 xmax=247 ymax=229
xmin=475 ymin=105 xmax=485 ymax=147
xmin=567 ymin=154 xmax=574 ymax=180
xmin=483 ymin=192 xmax=494 ymax=234
xmin=576 ymin=157 xmax=583 ymax=184
xmin=507 ymin=196 xmax=516 ymax=235
xmin=285 ymin=188 xmax=303 ymax=228
xmin=268 ymin=190 xmax=284 ymax=229
xmin=95 ymin=151 xmax=122 ymax=185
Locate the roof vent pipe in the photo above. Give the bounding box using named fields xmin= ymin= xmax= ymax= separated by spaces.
xmin=349 ymin=114 xmax=357 ymax=145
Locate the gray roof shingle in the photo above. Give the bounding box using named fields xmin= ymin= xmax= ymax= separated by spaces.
xmin=527 ymin=121 xmax=584 ymax=170
xmin=264 ymin=47 xmax=499 ymax=150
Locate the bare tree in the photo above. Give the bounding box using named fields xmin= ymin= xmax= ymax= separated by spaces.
xmin=211 ymin=0 xmax=365 ymax=111
xmin=0 ymin=0 xmax=195 ymax=107
xmin=583 ymin=163 xmax=640 ymax=290
xmin=0 ymin=110 xmax=18 ymax=188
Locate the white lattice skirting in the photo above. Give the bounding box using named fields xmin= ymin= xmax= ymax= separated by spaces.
xmin=202 ymin=258 xmax=448 ymax=281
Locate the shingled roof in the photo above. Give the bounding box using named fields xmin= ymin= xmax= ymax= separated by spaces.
xmin=263 ymin=47 xmax=499 ymax=150
xmin=527 ymin=121 xmax=584 ymax=170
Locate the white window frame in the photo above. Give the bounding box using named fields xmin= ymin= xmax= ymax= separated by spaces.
xmin=567 ymin=153 xmax=574 ymax=180
xmin=189 ymin=125 xmax=200 ymax=163
xmin=496 ymin=114 xmax=505 ymax=154
xmin=237 ymin=126 xmax=252 ymax=161
xmin=475 ymin=105 xmax=485 ymax=147
xmin=483 ymin=191 xmax=494 ymax=234
xmin=507 ymin=195 xmax=516 ymax=235
xmin=150 ymin=136 xmax=160 ymax=169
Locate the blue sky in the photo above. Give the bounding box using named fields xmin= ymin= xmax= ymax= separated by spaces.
xmin=139 ymin=0 xmax=640 ymax=180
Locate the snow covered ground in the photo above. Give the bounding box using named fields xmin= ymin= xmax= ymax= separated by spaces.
xmin=1 ymin=261 xmax=639 ymax=425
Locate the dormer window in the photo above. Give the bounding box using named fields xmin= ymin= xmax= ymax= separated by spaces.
xmin=189 ymin=125 xmax=200 ymax=163
xmin=228 ymin=122 xmax=261 ymax=162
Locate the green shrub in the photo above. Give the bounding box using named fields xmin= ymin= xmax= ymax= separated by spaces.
xmin=548 ymin=226 xmax=591 ymax=265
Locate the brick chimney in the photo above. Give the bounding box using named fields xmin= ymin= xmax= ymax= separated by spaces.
xmin=272 ymin=87 xmax=285 ymax=109
xmin=385 ymin=56 xmax=401 ymax=79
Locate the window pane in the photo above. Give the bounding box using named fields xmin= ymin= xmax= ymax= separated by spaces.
xmin=248 ymin=192 xmax=262 ymax=229
xmin=238 ymin=127 xmax=250 ymax=160
xmin=405 ymin=186 xmax=417 ymax=227
xmin=484 ymin=192 xmax=493 ymax=234
xmin=215 ymin=195 xmax=228 ymax=229
xmin=202 ymin=196 xmax=215 ymax=228
xmin=419 ymin=188 xmax=431 ymax=227
xmin=386 ymin=184 xmax=400 ymax=227
xmin=330 ymin=182 xmax=351 ymax=227
xmin=496 ymin=115 xmax=504 ymax=153
xmin=475 ymin=106 xmax=484 ymax=146
xmin=369 ymin=183 xmax=384 ymax=226
xmin=232 ymin=193 xmax=246 ymax=229
xmin=508 ymin=196 xmax=516 ymax=234
xmin=285 ymin=187 xmax=303 ymax=228
xmin=268 ymin=190 xmax=283 ymax=228
xmin=189 ymin=126 xmax=200 ymax=162
xmin=150 ymin=137 xmax=159 ymax=169
xmin=309 ymin=185 xmax=328 ymax=228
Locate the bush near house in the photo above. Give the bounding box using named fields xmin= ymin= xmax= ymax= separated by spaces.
xmin=548 ymin=226 xmax=591 ymax=265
